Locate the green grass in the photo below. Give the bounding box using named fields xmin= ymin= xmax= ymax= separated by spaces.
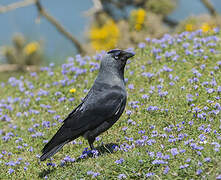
xmin=0 ymin=30 xmax=221 ymax=179
xmin=0 ymin=72 xmax=27 ymax=82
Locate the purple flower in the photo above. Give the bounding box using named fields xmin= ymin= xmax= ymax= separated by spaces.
xmin=185 ymin=49 xmax=192 ymax=55
xmin=217 ymin=86 xmax=221 ymax=93
xmin=87 ymin=171 xmax=100 ymax=177
xmin=87 ymin=171 xmax=94 ymax=175
xmin=159 ymin=91 xmax=168 ymax=97
xmin=198 ymin=161 xmax=202 ymax=166
xmin=207 ymin=88 xmax=214 ymax=94
xmin=171 ymin=148 xmax=179 ymax=156
xmin=58 ymin=97 xmax=66 ymax=102
xmin=180 ymin=164 xmax=189 ymax=169
xmin=216 ymin=174 xmax=221 ymax=179
xmin=8 ymin=168 xmax=14 ymax=174
xmin=142 ymin=72 xmax=154 ymax=78
xmin=196 ymin=169 xmax=203 ymax=175
xmin=198 ymin=134 xmax=206 ymax=142
xmin=142 ymin=94 xmax=149 ymax=99
xmin=146 ymin=172 xmax=155 ymax=178
xmin=138 ymin=42 xmax=146 ymax=49
xmin=146 ymin=106 xmax=159 ymax=111
xmin=163 ymin=154 xmax=170 ymax=160
xmin=152 ymin=159 xmax=168 ymax=165
xmin=92 ymin=172 xmax=100 ymax=178
xmin=163 ymin=166 xmax=170 ymax=174
xmin=182 ymin=43 xmax=189 ymax=49
xmin=118 ymin=174 xmax=127 ymax=179
xmin=185 ymin=158 xmax=191 ymax=163
xmin=204 ymin=157 xmax=211 ymax=162
xmin=128 ymin=84 xmax=134 ymax=90
xmin=115 ymin=158 xmax=124 ymax=164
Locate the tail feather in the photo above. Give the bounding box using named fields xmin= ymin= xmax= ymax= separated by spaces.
xmin=40 ymin=140 xmax=68 ymax=161
xmin=40 ymin=126 xmax=70 ymax=161
xmin=40 ymin=125 xmax=81 ymax=161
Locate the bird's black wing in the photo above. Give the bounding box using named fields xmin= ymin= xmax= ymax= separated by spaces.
xmin=63 ymin=83 xmax=126 ymax=133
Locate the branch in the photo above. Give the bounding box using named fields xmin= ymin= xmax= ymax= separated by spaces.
xmin=0 ymin=64 xmax=39 ymax=72
xmin=84 ymin=0 xmax=103 ymax=16
xmin=0 ymin=0 xmax=35 ymax=14
xmin=200 ymin=0 xmax=218 ymax=16
xmin=35 ymin=0 xmax=86 ymax=55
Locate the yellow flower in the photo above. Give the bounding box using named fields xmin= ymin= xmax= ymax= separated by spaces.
xmin=185 ymin=24 xmax=193 ymax=31
xmin=136 ymin=9 xmax=146 ymax=25
xmin=135 ymin=24 xmax=142 ymax=31
xmin=201 ymin=23 xmax=211 ymax=33
xmin=90 ymin=20 xmax=119 ymax=51
xmin=131 ymin=8 xmax=146 ymax=31
xmin=69 ymin=88 xmax=76 ymax=93
xmin=24 ymin=42 xmax=39 ymax=55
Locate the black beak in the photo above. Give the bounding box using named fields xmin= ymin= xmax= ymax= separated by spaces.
xmin=125 ymin=51 xmax=135 ymax=59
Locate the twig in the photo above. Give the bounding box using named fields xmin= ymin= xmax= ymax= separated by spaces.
xmin=200 ymin=0 xmax=218 ymax=16
xmin=35 ymin=0 xmax=86 ymax=55
xmin=84 ymin=0 xmax=103 ymax=16
xmin=0 ymin=0 xmax=35 ymax=14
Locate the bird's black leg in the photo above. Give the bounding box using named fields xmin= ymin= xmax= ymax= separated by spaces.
xmin=89 ymin=142 xmax=94 ymax=150
xmin=88 ymin=137 xmax=95 ymax=150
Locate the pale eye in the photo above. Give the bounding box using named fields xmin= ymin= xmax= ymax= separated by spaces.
xmin=115 ymin=56 xmax=118 ymax=60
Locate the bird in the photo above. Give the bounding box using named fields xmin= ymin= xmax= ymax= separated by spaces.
xmin=40 ymin=49 xmax=135 ymax=161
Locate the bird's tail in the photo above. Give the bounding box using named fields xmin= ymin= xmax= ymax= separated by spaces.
xmin=40 ymin=140 xmax=68 ymax=161
xmin=40 ymin=126 xmax=72 ymax=161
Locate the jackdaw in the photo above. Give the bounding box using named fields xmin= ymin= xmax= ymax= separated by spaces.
xmin=40 ymin=49 xmax=135 ymax=161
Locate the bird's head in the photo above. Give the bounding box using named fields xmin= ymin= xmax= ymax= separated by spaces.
xmin=100 ymin=49 xmax=135 ymax=74
xmin=107 ymin=49 xmax=135 ymax=62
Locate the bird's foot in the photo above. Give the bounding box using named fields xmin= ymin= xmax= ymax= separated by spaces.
xmin=82 ymin=147 xmax=100 ymax=158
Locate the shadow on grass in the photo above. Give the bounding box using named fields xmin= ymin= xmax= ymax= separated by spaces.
xmin=39 ymin=168 xmax=56 ymax=179
xmin=38 ymin=143 xmax=118 ymax=178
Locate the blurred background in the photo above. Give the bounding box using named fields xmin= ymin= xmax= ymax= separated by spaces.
xmin=0 ymin=0 xmax=221 ymax=71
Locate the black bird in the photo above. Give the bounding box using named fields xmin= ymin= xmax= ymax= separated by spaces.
xmin=40 ymin=49 xmax=135 ymax=161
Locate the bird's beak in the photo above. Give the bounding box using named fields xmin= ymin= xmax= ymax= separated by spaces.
xmin=125 ymin=51 xmax=135 ymax=59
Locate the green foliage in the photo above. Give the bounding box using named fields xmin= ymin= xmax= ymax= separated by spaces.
xmin=0 ymin=30 xmax=221 ymax=179
xmin=145 ymin=0 xmax=177 ymax=16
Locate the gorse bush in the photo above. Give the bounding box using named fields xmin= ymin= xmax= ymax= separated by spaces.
xmin=0 ymin=29 xmax=221 ymax=179
xmin=3 ymin=33 xmax=43 ymax=67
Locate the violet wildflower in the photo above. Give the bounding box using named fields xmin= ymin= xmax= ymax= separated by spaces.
xmin=171 ymin=148 xmax=179 ymax=156
xmin=128 ymin=84 xmax=134 ymax=90
xmin=115 ymin=158 xmax=124 ymax=164
xmin=196 ymin=169 xmax=203 ymax=175
xmin=163 ymin=166 xmax=170 ymax=174
xmin=138 ymin=42 xmax=146 ymax=49
xmin=152 ymin=159 xmax=168 ymax=165
xmin=142 ymin=94 xmax=149 ymax=99
xmin=216 ymin=175 xmax=221 ymax=179
xmin=146 ymin=172 xmax=155 ymax=178
xmin=180 ymin=164 xmax=189 ymax=169
xmin=204 ymin=157 xmax=211 ymax=162
xmin=118 ymin=174 xmax=127 ymax=179
xmin=8 ymin=168 xmax=14 ymax=174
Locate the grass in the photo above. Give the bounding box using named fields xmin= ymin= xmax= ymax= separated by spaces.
xmin=0 ymin=30 xmax=221 ymax=179
xmin=0 ymin=72 xmax=27 ymax=82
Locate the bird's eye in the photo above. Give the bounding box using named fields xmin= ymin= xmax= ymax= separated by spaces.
xmin=114 ymin=56 xmax=118 ymax=60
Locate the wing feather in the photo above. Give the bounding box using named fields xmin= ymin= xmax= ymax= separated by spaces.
xmin=62 ymin=83 xmax=126 ymax=133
